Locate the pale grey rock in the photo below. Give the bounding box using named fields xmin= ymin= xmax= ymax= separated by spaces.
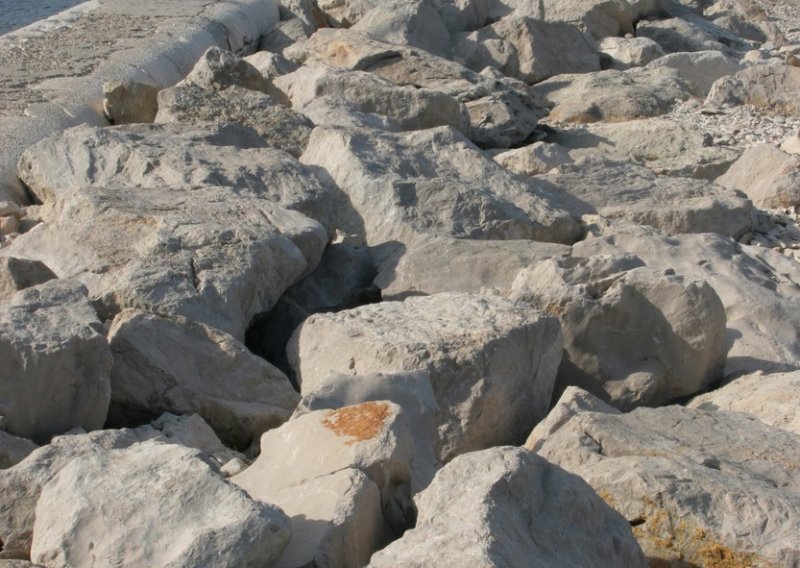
xmin=108 ymin=309 xmax=299 ymax=450
xmin=538 ymin=0 xmax=637 ymax=38
xmin=707 ymin=61 xmax=800 ymax=117
xmin=716 ymin=143 xmax=800 ymax=208
xmin=636 ymin=17 xmax=734 ymax=53
xmin=374 ymin=235 xmax=570 ymax=299
xmin=510 ymin=256 xmax=727 ymax=410
xmin=537 ymin=158 xmax=752 ymax=237
xmin=453 ymin=17 xmax=600 ymax=84
xmin=234 ymin=401 xmax=413 ymax=566
xmin=493 ymin=141 xmax=574 ymax=176
xmin=533 ymin=66 xmax=691 ymax=123
xmin=291 ymin=97 xmax=403 ymax=130
xmin=535 ymin=393 xmax=800 ymax=567
xmin=573 ymin=226 xmax=800 ymax=376
xmin=463 ymin=85 xmax=544 ymax=148
xmin=278 ymin=0 xmax=324 ymax=32
xmin=261 ymin=18 xmax=312 ymax=54
xmin=183 ymin=46 xmax=286 ymax=103
xmin=147 ymin=413 xmax=244 ymax=467
xmin=243 ymin=51 xmax=299 ymax=80
xmin=430 ymin=0 xmax=489 ymax=32
xmin=314 ymin=0 xmax=377 ymax=26
xmin=550 ymin=118 xmax=741 ymax=179
xmin=102 ymin=80 xmax=160 ymax=125
xmin=274 ymin=65 xmax=469 ymax=133
xmin=0 ymin=257 xmax=56 ymax=300
xmin=295 ymin=371 xmax=439 ymax=493
xmin=0 ymin=280 xmax=111 ymax=443
xmin=369 ymin=446 xmax=646 ymax=568
xmin=781 ymin=130 xmax=800 ymax=155
xmin=0 ymin=202 xmax=23 ymax=219
xmin=31 ymin=442 xmax=290 ymax=568
xmin=688 ymin=370 xmax=800 ymax=436
xmin=11 ymin=123 xmax=333 ymax=339
xmin=301 ymin=125 xmax=580 ymax=246
xmin=352 ymin=0 xmax=452 ymax=58
xmin=598 ymin=36 xmax=665 ymax=70
xmin=646 ymin=50 xmax=744 ymax=96
xmin=287 ymin=292 xmax=562 ymax=461
xmin=0 ymin=432 xmax=37 ymax=470
xmin=155 ymin=84 xmax=314 ymax=158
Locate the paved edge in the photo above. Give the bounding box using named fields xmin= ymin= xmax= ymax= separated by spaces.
xmin=0 ymin=0 xmax=280 ymax=204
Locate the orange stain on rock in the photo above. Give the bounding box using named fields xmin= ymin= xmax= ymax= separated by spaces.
xmin=322 ymin=402 xmax=391 ymax=445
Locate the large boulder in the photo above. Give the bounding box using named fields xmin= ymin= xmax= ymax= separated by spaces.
xmin=0 ymin=433 xmax=37 ymax=470
xmin=536 ymin=158 xmax=752 ymax=237
xmin=707 ymin=61 xmax=800 ymax=118
xmin=549 ymin=118 xmax=740 ymax=179
xmin=351 ymin=0 xmax=452 ymax=58
xmin=0 ymin=257 xmax=56 ymax=300
xmin=715 ymin=143 xmax=800 ymax=208
xmin=453 ymin=16 xmax=600 ymax=84
xmin=287 ymin=292 xmax=563 ymax=461
xmin=510 ymin=255 xmax=727 ymax=409
xmin=533 ymin=66 xmax=692 ymax=123
xmin=492 ymin=141 xmax=574 ymax=176
xmin=301 ymin=125 xmax=580 ymax=246
xmin=30 ymin=442 xmax=291 ymax=568
xmin=233 ymin=401 xmax=413 ymax=567
xmin=646 ymin=50 xmax=744 ymax=96
xmin=107 ymin=310 xmax=300 ymax=449
xmin=573 ymin=225 xmax=800 ymax=376
xmin=636 ymin=17 xmax=735 ymax=53
xmin=0 ymin=280 xmax=111 ymax=443
xmin=598 ymin=36 xmax=664 ymax=70
xmin=369 ymin=446 xmax=647 ymax=567
xmin=535 ymin=390 xmax=800 ymax=567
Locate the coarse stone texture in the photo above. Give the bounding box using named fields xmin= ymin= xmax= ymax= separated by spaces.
xmin=233 ymin=402 xmax=413 ymax=567
xmin=145 ymin=412 xmax=244 ymax=468
xmin=0 ymin=280 xmax=111 ymax=443
xmin=715 ymin=143 xmax=800 ymax=208
xmin=102 ymin=80 xmax=160 ymax=124
xmin=688 ymin=370 xmax=800 ymax=436
xmin=155 ymin=84 xmax=314 ymax=158
xmin=492 ymin=141 xmax=574 ymax=176
xmin=636 ymin=16 xmax=737 ymax=53
xmin=301 ymin=125 xmax=580 ymax=246
xmin=510 ymin=256 xmax=727 ymax=409
xmin=107 ymin=309 xmax=300 ymax=450
xmin=368 ymin=446 xmax=647 ymax=568
xmin=646 ymin=50 xmax=744 ymax=96
xmin=0 ymin=257 xmax=56 ymax=300
xmin=549 ymin=117 xmax=741 ymax=179
xmin=287 ymin=292 xmax=563 ymax=462
xmin=707 ymin=61 xmax=800 ymax=118
xmin=0 ymin=432 xmax=37 ymax=470
xmin=533 ymin=67 xmax=692 ymax=123
xmin=598 ymin=36 xmax=665 ymax=70
xmin=30 ymin=442 xmax=291 ymax=568
xmin=535 ymin=391 xmax=800 ymax=567
xmin=536 ymin=158 xmax=753 ymax=237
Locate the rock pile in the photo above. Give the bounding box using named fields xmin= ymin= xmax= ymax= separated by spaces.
xmin=2 ymin=0 xmax=800 ymax=565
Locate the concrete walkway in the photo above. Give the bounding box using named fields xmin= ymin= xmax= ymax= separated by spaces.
xmin=0 ymin=0 xmax=280 ymax=203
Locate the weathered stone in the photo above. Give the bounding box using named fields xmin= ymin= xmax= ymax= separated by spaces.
xmin=0 ymin=280 xmax=111 ymax=443
xmin=537 ymin=158 xmax=752 ymax=237
xmin=0 ymin=432 xmax=37 ymax=470
xmin=453 ymin=16 xmax=600 ymax=84
xmin=510 ymin=256 xmax=727 ymax=410
xmin=646 ymin=50 xmax=744 ymax=96
xmin=243 ymin=51 xmax=299 ymax=80
xmin=301 ymin=125 xmax=580 ymax=246
xmin=260 ymin=18 xmax=312 ymax=54
xmin=274 ymin=65 xmax=468 ymax=133
xmin=535 ymin=393 xmax=800 ymax=567
xmin=533 ymin=66 xmax=691 ymax=123
xmin=369 ymin=446 xmax=647 ymax=567
xmin=636 ymin=17 xmax=738 ymax=53
xmin=781 ymin=130 xmax=800 ymax=155
xmin=598 ymin=36 xmax=665 ymax=70
xmin=155 ymin=84 xmax=314 ymax=158
xmin=183 ymin=46 xmax=286 ymax=103
xmin=102 ymin=80 xmax=160 ymax=124
xmin=706 ymin=61 xmax=800 ymax=117
xmin=430 ymin=0 xmax=489 ymax=32
xmin=550 ymin=118 xmax=741 ymax=179
xmin=31 ymin=442 xmax=291 ymax=568
xmin=146 ymin=412 xmax=244 ymax=467
xmin=688 ymin=370 xmax=800 ymax=436
xmin=0 ymin=257 xmax=56 ymax=300
xmin=352 ymin=0 xmax=452 ymax=58
xmin=463 ymin=84 xmax=544 ymax=148
xmin=492 ymin=141 xmax=574 ymax=176
xmin=234 ymin=401 xmax=413 ymax=566
xmin=716 ymin=143 xmax=800 ymax=208
xmin=108 ymin=309 xmax=299 ymax=450
xmin=287 ymin=293 xmax=562 ymax=461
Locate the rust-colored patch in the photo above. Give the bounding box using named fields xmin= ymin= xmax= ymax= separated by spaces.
xmin=322 ymin=402 xmax=391 ymax=445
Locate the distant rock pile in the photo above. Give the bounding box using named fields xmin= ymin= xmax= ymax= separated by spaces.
xmin=2 ymin=0 xmax=800 ymax=566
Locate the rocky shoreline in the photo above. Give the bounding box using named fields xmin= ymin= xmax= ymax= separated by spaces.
xmin=2 ymin=0 xmax=800 ymax=566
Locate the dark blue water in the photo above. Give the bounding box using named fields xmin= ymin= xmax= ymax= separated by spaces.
xmin=0 ymin=0 xmax=88 ymax=35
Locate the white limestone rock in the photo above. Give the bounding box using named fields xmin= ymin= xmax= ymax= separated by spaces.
xmin=598 ymin=36 xmax=665 ymax=70
xmin=0 ymin=280 xmax=111 ymax=443
xmin=707 ymin=61 xmax=800 ymax=117
xmin=0 ymin=432 xmax=37 ymax=470
xmin=147 ymin=412 xmax=244 ymax=467
xmin=301 ymin=125 xmax=580 ymax=246
xmin=535 ymin=392 xmax=800 ymax=567
xmin=510 ymin=256 xmax=727 ymax=410
xmin=646 ymin=50 xmax=744 ymax=96
xmin=715 ymin=143 xmax=800 ymax=208
xmin=108 ymin=309 xmax=299 ymax=450
xmin=0 ymin=257 xmax=56 ymax=300
xmin=492 ymin=141 xmax=574 ymax=176
xmin=352 ymin=0 xmax=452 ymax=58
xmin=30 ymin=442 xmax=291 ymax=568
xmin=636 ymin=17 xmax=735 ymax=53
xmin=369 ymin=446 xmax=647 ymax=568
xmin=287 ymin=292 xmax=563 ymax=461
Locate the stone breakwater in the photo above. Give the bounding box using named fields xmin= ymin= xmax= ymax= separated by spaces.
xmin=2 ymin=0 xmax=800 ymax=567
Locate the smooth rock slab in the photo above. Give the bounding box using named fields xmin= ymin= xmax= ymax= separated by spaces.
xmin=287 ymin=292 xmax=563 ymax=461
xmin=535 ymin=391 xmax=800 ymax=567
xmin=30 ymin=442 xmax=291 ymax=568
xmin=715 ymin=143 xmax=800 ymax=208
xmin=0 ymin=280 xmax=111 ymax=443
xmin=369 ymin=446 xmax=646 ymax=568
